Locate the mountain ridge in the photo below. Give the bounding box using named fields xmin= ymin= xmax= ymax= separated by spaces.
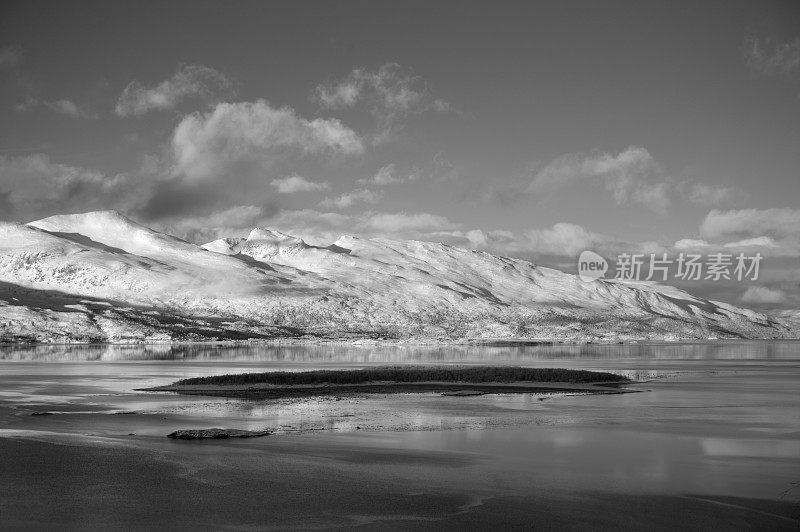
xmin=0 ymin=210 xmax=795 ymax=343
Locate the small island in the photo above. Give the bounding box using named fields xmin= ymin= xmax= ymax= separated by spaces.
xmin=141 ymin=366 xmax=633 ymax=399
xmin=167 ymin=428 xmax=271 ymax=440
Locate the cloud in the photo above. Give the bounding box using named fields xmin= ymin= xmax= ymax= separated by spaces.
xmin=361 ymin=211 xmax=459 ymax=233
xmin=528 ymin=146 xmax=671 ymax=211
xmin=682 ymin=182 xmax=740 ymax=206
xmin=744 ymin=36 xmax=800 ymax=76
xmin=698 ymin=208 xmax=800 ymax=257
xmin=723 ymin=236 xmax=778 ymax=248
xmin=154 ymin=205 xmax=271 ymax=244
xmin=524 ymin=223 xmax=615 ymax=257
xmin=0 ymin=46 xmax=20 ymax=71
xmin=741 ymin=286 xmax=787 ymax=304
xmin=0 ymin=154 xmax=140 ymax=221
xmin=115 ymin=65 xmax=235 ymax=116
xmin=171 ymin=99 xmax=364 ymax=182
xmin=270 ymin=174 xmax=329 ymax=194
xmin=430 ymin=152 xmax=460 ymax=182
xmin=315 ymin=80 xmax=359 ymax=108
xmin=46 ymin=99 xmax=96 ymax=119
xmin=674 ymin=238 xmax=709 ymax=249
xmin=13 ymin=97 xmax=38 ymax=112
xmin=126 ymin=100 xmax=365 ymax=222
xmin=674 ymin=235 xmax=782 ymax=253
xmin=361 ymin=163 xmax=399 ymax=185
xmin=314 ymin=63 xmax=450 ymax=127
xmin=529 ymin=146 xmax=741 ymax=212
xmin=46 ymin=99 xmax=81 ymax=117
xmin=357 ymin=163 xmax=417 ymax=186
xmin=14 ymin=97 xmax=96 ymax=119
xmin=700 ymin=208 xmax=800 ymax=240
xmin=319 ymin=188 xmax=383 ymax=209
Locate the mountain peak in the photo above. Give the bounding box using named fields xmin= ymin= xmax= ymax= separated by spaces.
xmin=30 ymin=210 xmax=143 ymax=230
xmin=239 ymin=227 xmax=309 ymax=261
xmin=201 ymin=237 xmax=246 ymax=255
xmin=27 ymin=210 xmax=196 ymax=257
xmin=246 ymin=228 xmax=305 ymax=244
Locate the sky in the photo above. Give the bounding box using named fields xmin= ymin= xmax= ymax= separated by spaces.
xmin=0 ymin=0 xmax=798 ymax=310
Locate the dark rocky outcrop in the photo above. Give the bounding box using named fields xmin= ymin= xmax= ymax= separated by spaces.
xmin=166 ymin=428 xmax=270 ymax=440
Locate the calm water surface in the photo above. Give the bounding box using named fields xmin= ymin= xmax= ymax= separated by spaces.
xmin=1 ymin=341 xmax=798 ymax=529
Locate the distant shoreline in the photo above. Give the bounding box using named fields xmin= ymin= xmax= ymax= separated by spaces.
xmin=3 ymin=337 xmax=795 ymax=348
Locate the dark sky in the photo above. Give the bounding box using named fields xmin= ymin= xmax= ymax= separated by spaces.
xmin=1 ymin=0 xmax=798 ymax=309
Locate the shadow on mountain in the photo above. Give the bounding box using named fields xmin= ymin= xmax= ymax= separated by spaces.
xmin=0 ymin=281 xmax=307 ymax=341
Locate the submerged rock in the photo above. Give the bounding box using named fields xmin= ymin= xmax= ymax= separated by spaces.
xmin=166 ymin=428 xmax=270 ymax=440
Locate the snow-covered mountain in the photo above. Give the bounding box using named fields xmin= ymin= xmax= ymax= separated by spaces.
xmin=0 ymin=210 xmax=795 ymax=343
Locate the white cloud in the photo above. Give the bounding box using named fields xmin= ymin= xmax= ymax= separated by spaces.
xmin=46 ymin=99 xmax=81 ymax=117
xmin=13 ymin=97 xmax=38 ymax=113
xmin=14 ymin=98 xmax=95 ymax=119
xmin=723 ymin=236 xmax=778 ymax=248
xmin=431 ymin=151 xmax=460 ymax=181
xmin=698 ymin=208 xmax=800 ymax=257
xmin=744 ymin=36 xmax=800 ymax=76
xmin=361 ymin=211 xmax=459 ymax=233
xmin=529 ymin=146 xmax=671 ymax=212
xmin=314 ymin=63 xmax=450 ymax=126
xmin=315 ymin=80 xmax=360 ymax=108
xmin=270 ymin=174 xmax=329 ymax=194
xmin=357 ymin=163 xmax=415 ymax=185
xmin=529 ymin=146 xmax=742 ymax=212
xmin=46 ymin=99 xmax=95 ymax=119
xmin=741 ymin=286 xmax=786 ymax=304
xmin=319 ymin=188 xmax=383 ymax=209
xmin=683 ymin=182 xmax=739 ymax=206
xmin=0 ymin=46 xmax=20 ymax=70
xmin=674 ymin=238 xmax=709 ymax=249
xmin=524 ymin=223 xmax=612 ymax=257
xmin=171 ymin=99 xmax=364 ymax=182
xmin=673 ymin=235 xmax=781 ymax=254
xmin=115 ymin=65 xmax=235 ymax=116
xmin=700 ymin=208 xmax=800 ymax=240
xmin=366 ymin=163 xmax=399 ymax=185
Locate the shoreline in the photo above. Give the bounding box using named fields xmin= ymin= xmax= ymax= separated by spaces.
xmin=3 ymin=337 xmax=799 ymax=348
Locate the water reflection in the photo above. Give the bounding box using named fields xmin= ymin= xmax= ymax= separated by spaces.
xmin=0 ymin=341 xmax=798 ymax=509
xmin=2 ymin=340 xmax=798 ymax=362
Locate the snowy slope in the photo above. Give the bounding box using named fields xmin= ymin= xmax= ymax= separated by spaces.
xmin=0 ymin=211 xmax=795 ymax=343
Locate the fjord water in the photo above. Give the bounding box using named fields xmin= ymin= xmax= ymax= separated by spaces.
xmin=1 ymin=341 xmax=798 ymax=529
